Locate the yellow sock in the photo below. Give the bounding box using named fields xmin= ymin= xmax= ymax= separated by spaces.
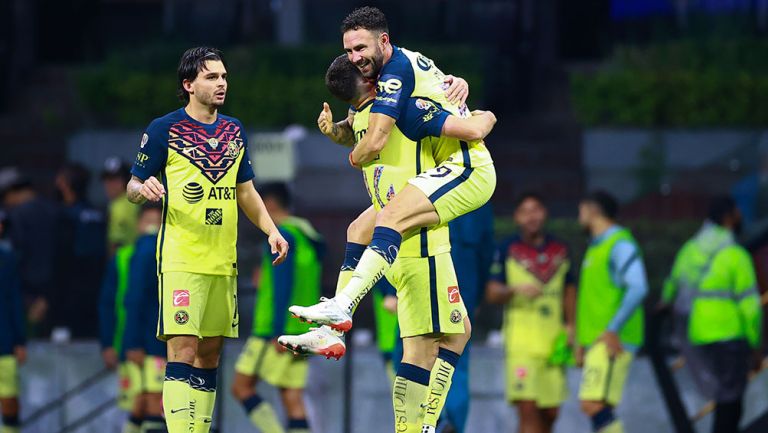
xmin=140 ymin=416 xmax=167 ymax=433
xmin=336 ymin=269 xmax=353 ymax=294
xmin=340 ymin=228 xmax=401 ymax=313
xmin=245 ymin=397 xmax=285 ymax=433
xmin=123 ymin=418 xmax=141 ymax=433
xmin=422 ymin=349 xmax=459 ymax=428
xmin=189 ymin=367 xmax=217 ymax=433
xmin=393 ymin=363 xmax=431 ymax=433
xmin=163 ymin=362 xmax=192 ymax=433
xmin=0 ymin=425 xmax=20 ymax=433
xmin=599 ymin=420 xmax=624 ymax=433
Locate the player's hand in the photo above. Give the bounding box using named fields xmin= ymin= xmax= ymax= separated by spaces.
xmin=14 ymin=346 xmax=27 ymax=365
xmin=444 ymin=75 xmax=469 ymax=106
xmin=269 ymin=232 xmax=290 ymax=265
xmin=101 ymin=347 xmax=119 ymax=370
xmin=317 ymin=102 xmax=335 ymax=136
xmin=140 ymin=176 xmax=165 ymax=202
xmin=383 ymin=295 xmax=398 ymax=314
xmin=126 ymin=349 xmax=145 ymax=366
xmin=514 ymin=283 xmax=542 ymax=298
xmin=272 ymin=338 xmax=289 ymax=354
xmin=599 ymin=331 xmax=624 ymax=358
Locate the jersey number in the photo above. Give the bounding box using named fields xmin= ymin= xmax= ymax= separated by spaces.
xmin=429 ymin=166 xmax=453 ymax=178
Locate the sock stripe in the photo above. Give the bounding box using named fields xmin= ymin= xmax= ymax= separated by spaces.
xmin=243 ymin=394 xmax=264 ymax=412
xmin=2 ymin=415 xmax=19 ymax=426
xmin=342 ymin=242 xmax=367 ymax=270
xmin=165 ymin=362 xmax=192 ymax=383
xmin=128 ymin=416 xmax=143 ymax=426
xmin=189 ymin=366 xmax=218 ymax=392
xmin=592 ymin=406 xmax=616 ymax=432
xmin=288 ymin=418 xmax=310 ymax=429
xmin=397 ymin=363 xmax=431 ymax=386
xmin=437 ymin=348 xmax=460 ymax=368
xmin=370 ymin=227 xmax=402 ymax=265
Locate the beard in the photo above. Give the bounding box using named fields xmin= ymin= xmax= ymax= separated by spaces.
xmin=358 ymin=47 xmax=385 ymax=79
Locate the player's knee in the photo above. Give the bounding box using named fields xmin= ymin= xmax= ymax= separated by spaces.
xmin=145 ymin=393 xmax=164 ymax=416
xmin=580 ymin=400 xmax=605 ymax=417
xmin=347 ymin=217 xmax=373 ymax=244
xmin=515 ymin=400 xmax=539 ymax=420
xmin=231 ymin=378 xmax=252 ymax=401
xmin=280 ymin=389 xmax=306 ymax=417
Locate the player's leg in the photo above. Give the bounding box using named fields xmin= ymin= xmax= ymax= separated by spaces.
xmin=439 ymin=344 xmax=470 ymax=433
xmin=541 ymin=407 xmax=559 ymax=433
xmin=187 ymin=336 xmax=222 ymax=433
xmin=395 ymin=335 xmax=441 ymax=433
xmin=164 ymin=336 xmax=197 ymax=433
xmin=0 ymin=398 xmax=20 ymax=433
xmin=515 ymin=401 xmax=545 ymax=433
xmin=578 ymin=343 xmax=632 ymax=433
xmin=122 ymin=360 xmax=145 ymax=433
xmin=141 ymin=356 xmax=167 ymax=433
xmin=280 ymin=388 xmax=310 ymax=433
xmin=232 ymin=337 xmax=285 ymax=433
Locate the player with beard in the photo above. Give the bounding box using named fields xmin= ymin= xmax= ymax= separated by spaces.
xmin=126 ymin=47 xmax=289 ymax=433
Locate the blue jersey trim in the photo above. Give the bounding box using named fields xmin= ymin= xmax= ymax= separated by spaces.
xmin=460 ymin=141 xmax=472 ymax=168
xmin=158 ymin=273 xmax=165 ymax=335
xmin=428 ymin=255 xmax=440 ymax=333
xmin=158 ymin=171 xmax=169 ymax=274
xmin=428 ymin=167 xmax=474 ymax=203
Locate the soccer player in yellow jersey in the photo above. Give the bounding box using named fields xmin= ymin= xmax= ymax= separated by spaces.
xmin=486 ymin=193 xmax=576 ymax=433
xmin=290 ymin=6 xmax=497 ymax=339
xmin=281 ymin=55 xmax=495 ymax=433
xmin=126 ymin=47 xmax=289 ymax=433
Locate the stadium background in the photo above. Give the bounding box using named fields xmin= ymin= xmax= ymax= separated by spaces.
xmin=2 ymin=0 xmax=768 ymax=432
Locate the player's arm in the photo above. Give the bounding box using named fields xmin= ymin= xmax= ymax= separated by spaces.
xmin=237 ymin=181 xmax=289 ymax=265
xmin=442 ymin=110 xmax=497 ymax=141
xmin=127 ymin=175 xmax=165 ymax=204
xmin=349 ymin=112 xmax=396 ymax=167
xmin=318 ymin=102 xmax=356 ymax=147
xmin=128 ymin=123 xmax=168 ymax=204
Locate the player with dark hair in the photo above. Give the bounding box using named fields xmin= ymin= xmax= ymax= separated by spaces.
xmin=487 ymin=193 xmax=576 ymax=433
xmin=231 ymin=182 xmax=322 ymax=433
xmin=662 ymin=196 xmax=761 ymax=433
xmin=126 ymin=46 xmax=289 ymax=433
xmin=0 ymin=212 xmax=25 ymax=433
xmin=576 ymin=191 xmax=648 ymax=433
xmin=281 ymin=52 xmax=495 ymax=432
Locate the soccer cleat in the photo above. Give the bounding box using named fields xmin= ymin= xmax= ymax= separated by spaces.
xmin=289 ymin=297 xmax=353 ymax=332
xmin=277 ymin=326 xmax=346 ymax=360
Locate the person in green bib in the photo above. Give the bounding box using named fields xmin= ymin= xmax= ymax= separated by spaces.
xmin=661 ymin=196 xmax=762 ymax=433
xmin=576 ymin=191 xmax=648 ymax=433
xmin=231 ymin=183 xmax=324 ymax=433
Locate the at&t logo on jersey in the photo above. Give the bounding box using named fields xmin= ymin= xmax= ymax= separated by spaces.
xmin=376 ymin=74 xmax=403 ymax=107
xmin=183 ymin=182 xmax=205 ymax=204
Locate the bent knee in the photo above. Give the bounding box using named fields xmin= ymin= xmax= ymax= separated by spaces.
xmin=580 ymin=400 xmax=605 ymax=416
xmin=347 ymin=215 xmax=374 ymax=244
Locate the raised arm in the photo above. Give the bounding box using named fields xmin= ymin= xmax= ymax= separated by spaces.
xmin=349 ymin=112 xmax=396 ymax=167
xmin=442 ymin=110 xmax=497 ymax=142
xmin=318 ymin=102 xmax=356 ymax=147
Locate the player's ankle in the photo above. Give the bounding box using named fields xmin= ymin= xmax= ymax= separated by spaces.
xmin=334 ymin=293 xmax=354 ymax=315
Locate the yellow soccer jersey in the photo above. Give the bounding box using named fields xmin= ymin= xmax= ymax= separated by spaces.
xmin=372 ymin=45 xmax=494 ymax=168
xmin=352 ymin=100 xmax=450 ymax=258
xmin=490 ymin=236 xmax=573 ymax=357
xmin=131 ymin=108 xmax=255 ymax=276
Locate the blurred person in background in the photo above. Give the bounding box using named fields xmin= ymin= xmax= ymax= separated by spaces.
xmin=0 ymin=168 xmax=61 ymax=336
xmin=98 ymin=208 xmax=144 ymax=433
xmin=576 ymin=191 xmax=648 ymax=433
xmin=102 ymin=157 xmax=139 ymax=254
xmin=661 ymin=196 xmax=762 ymax=433
xmin=486 ymin=194 xmax=575 ymax=433
xmin=55 ymin=162 xmax=106 ymax=338
xmin=373 ymin=278 xmax=399 ymax=383
xmin=123 ymin=203 xmax=167 ymax=433
xmin=0 ymin=211 xmax=26 ymax=433
xmin=231 ymin=183 xmax=323 ymax=433
xmin=733 ymin=139 xmax=768 ymax=229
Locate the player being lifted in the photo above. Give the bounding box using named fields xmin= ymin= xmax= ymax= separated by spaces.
xmin=280 ymin=54 xmax=495 ymax=433
xmin=126 ymin=47 xmax=289 ymax=433
xmin=290 ymin=5 xmax=497 ymax=351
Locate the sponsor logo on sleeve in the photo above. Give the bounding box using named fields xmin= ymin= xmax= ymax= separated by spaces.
xmin=416 ymin=55 xmax=432 ymax=71
xmin=205 ymin=208 xmax=223 ymax=225
xmin=135 ymin=152 xmax=150 ymax=168
xmin=376 ymin=74 xmax=404 ymax=107
xmin=173 ymin=290 xmax=190 ymax=307
xmin=140 ymin=133 xmax=149 ymax=148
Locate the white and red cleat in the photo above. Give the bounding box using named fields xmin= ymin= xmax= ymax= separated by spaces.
xmin=277 ymin=326 xmax=347 ymax=360
xmin=288 ymin=297 xmax=353 ymax=333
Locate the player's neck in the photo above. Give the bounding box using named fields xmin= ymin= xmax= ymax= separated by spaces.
xmin=185 ymin=102 xmax=218 ymax=125
xmin=272 ymin=210 xmax=291 ymax=225
xmin=382 ymin=43 xmax=394 ymax=65
xmin=522 ymin=231 xmax=545 ymax=247
xmin=354 ymin=95 xmax=375 ymax=110
xmin=590 ymin=218 xmax=614 ymax=238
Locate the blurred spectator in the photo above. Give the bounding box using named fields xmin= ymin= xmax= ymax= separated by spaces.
xmin=576 ymin=191 xmax=648 ymax=433
xmin=486 ymin=195 xmax=574 ymax=433
xmin=101 ymin=157 xmax=139 ymax=254
xmin=0 ymin=167 xmax=61 ymax=336
xmin=372 ymin=277 xmax=399 ymax=383
xmin=732 ymin=139 xmax=768 ymax=229
xmin=0 ymin=210 xmax=26 ymax=433
xmin=662 ymin=196 xmax=762 ymax=433
xmin=55 ymin=162 xmax=106 ymax=338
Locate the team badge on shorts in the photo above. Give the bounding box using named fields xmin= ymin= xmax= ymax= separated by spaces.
xmin=450 ymin=309 xmax=462 ymax=324
xmin=174 ymin=310 xmax=189 ymax=325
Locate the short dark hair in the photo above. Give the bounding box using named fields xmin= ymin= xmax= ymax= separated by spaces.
xmin=708 ymin=196 xmax=738 ymax=225
xmin=139 ymin=201 xmax=163 ymax=217
xmin=325 ymin=55 xmax=363 ymax=103
xmin=59 ymin=163 xmax=91 ymax=199
xmin=341 ymin=6 xmax=388 ymax=34
xmin=582 ymin=190 xmax=619 ymax=220
xmin=513 ymin=191 xmax=546 ymax=211
xmin=177 ymin=47 xmax=225 ymax=102
xmin=258 ymin=182 xmax=292 ymax=210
